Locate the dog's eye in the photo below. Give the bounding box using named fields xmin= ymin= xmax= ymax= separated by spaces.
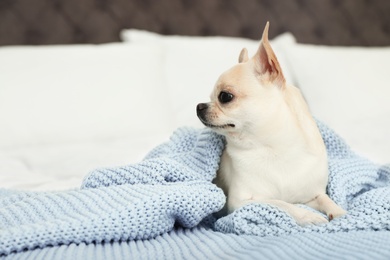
xmin=218 ymin=92 xmax=234 ymax=104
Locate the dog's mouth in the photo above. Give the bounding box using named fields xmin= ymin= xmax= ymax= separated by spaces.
xmin=205 ymin=123 xmax=235 ymax=129
xmin=199 ymin=118 xmax=235 ymax=129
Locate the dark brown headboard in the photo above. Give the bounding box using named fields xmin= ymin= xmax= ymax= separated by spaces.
xmin=1 ymin=0 xmax=389 ymax=46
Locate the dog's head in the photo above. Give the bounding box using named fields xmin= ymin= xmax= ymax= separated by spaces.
xmin=197 ymin=22 xmax=286 ymax=139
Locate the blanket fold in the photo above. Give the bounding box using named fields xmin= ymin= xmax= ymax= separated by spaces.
xmin=81 ymin=127 xmax=224 ymax=188
xmin=1 ymin=122 xmax=389 ymax=257
xmin=0 ymin=128 xmax=226 ymax=256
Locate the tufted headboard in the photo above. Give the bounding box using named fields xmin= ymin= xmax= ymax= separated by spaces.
xmin=0 ymin=0 xmax=389 ymax=46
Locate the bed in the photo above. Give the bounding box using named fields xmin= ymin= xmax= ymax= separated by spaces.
xmin=1 ymin=0 xmax=390 ymax=259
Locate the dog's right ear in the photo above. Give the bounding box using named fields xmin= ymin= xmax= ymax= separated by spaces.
xmin=238 ymin=48 xmax=249 ymax=63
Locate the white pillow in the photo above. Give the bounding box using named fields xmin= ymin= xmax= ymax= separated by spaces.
xmin=0 ymin=43 xmax=174 ymax=148
xmin=121 ymin=29 xmax=296 ymax=129
xmin=282 ymin=39 xmax=390 ymax=164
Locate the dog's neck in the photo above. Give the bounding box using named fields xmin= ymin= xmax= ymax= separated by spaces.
xmin=225 ymin=113 xmax=298 ymax=152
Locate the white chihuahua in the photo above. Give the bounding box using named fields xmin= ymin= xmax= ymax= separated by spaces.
xmin=197 ymin=22 xmax=346 ymax=225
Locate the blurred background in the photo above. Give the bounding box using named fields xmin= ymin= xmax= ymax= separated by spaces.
xmin=1 ymin=0 xmax=389 ymax=46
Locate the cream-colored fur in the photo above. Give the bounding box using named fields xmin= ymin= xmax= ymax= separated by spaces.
xmin=196 ymin=22 xmax=346 ymax=225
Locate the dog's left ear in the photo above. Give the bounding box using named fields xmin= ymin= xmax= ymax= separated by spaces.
xmin=254 ymin=22 xmax=285 ymax=87
xmin=238 ymin=48 xmax=249 ymax=63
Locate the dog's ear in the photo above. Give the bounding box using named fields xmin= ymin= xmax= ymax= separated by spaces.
xmin=254 ymin=22 xmax=285 ymax=86
xmin=238 ymin=48 xmax=249 ymax=63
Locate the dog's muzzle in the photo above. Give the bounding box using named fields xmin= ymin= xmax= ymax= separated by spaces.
xmin=197 ymin=103 xmax=235 ymax=129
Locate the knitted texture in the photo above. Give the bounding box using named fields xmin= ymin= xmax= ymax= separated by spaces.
xmin=5 ymin=227 xmax=390 ymax=260
xmin=0 ymin=123 xmax=389 ymax=258
xmin=0 ymin=128 xmax=226 ymax=256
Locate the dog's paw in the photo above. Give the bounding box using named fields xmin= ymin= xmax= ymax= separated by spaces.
xmin=328 ymin=208 xmax=347 ymax=221
xmin=295 ymin=211 xmax=328 ymax=226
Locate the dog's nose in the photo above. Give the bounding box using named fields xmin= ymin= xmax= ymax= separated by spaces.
xmin=197 ymin=103 xmax=208 ymax=112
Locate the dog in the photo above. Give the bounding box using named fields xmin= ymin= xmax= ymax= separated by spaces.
xmin=196 ymin=22 xmax=346 ymax=226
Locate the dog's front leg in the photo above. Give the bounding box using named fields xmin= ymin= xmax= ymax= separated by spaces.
xmin=228 ymin=197 xmax=329 ymax=226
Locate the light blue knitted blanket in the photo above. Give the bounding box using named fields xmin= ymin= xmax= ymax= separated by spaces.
xmin=1 ymin=122 xmax=389 ymax=257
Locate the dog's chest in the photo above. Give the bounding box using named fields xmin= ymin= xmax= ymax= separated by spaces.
xmin=219 ymin=147 xmax=328 ymax=203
